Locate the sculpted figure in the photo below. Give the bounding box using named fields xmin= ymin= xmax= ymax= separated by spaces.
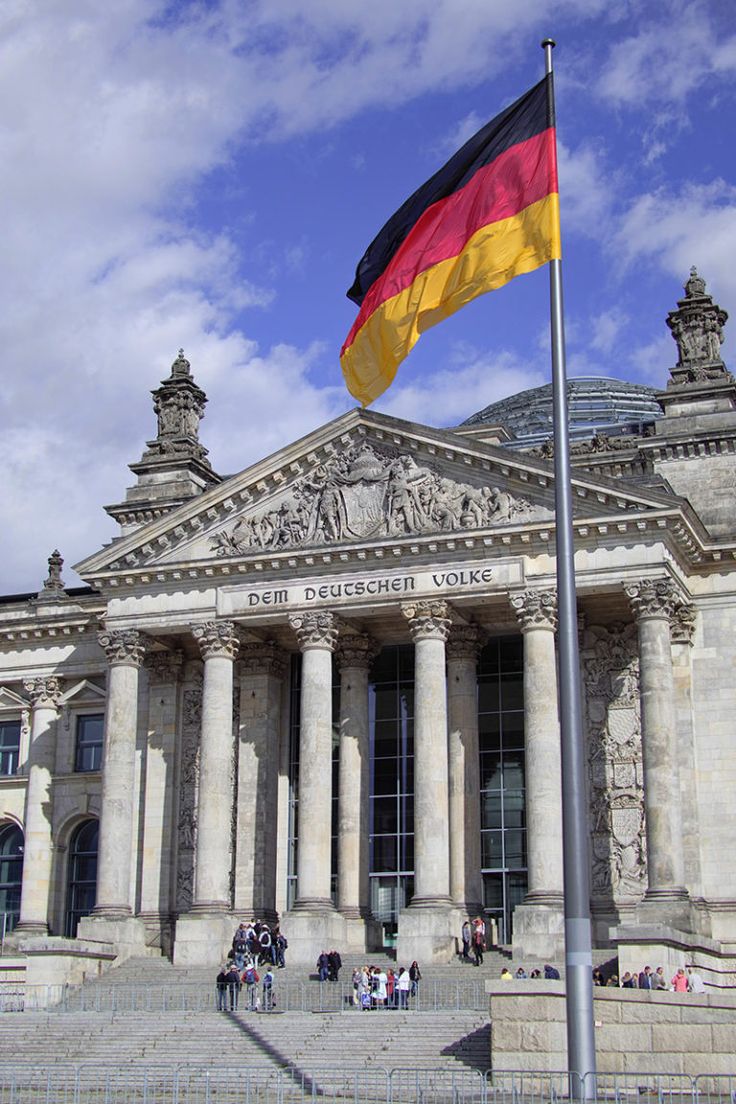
xmin=489 ymin=487 xmax=513 ymax=523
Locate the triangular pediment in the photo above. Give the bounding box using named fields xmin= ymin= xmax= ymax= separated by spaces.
xmin=60 ymin=679 xmax=106 ymax=705
xmin=0 ymin=687 xmax=30 ymax=714
xmin=75 ymin=408 xmax=685 ymax=582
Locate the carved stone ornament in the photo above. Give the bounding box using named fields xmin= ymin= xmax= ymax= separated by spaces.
xmin=239 ymin=641 xmax=287 ymax=679
xmin=670 ymin=601 xmax=696 ymax=646
xmin=446 ymin=623 xmax=485 ymax=661
xmin=289 ymin=611 xmax=339 ymax=651
xmin=22 ymin=676 xmax=63 ymax=709
xmin=402 ymin=600 xmax=452 ymax=642
xmin=176 ymin=680 xmax=201 ymax=912
xmin=666 ymin=268 xmax=733 ymax=387
xmin=145 ymin=650 xmax=184 ymax=684
xmin=141 ymin=349 xmax=212 ymax=467
xmin=98 ymin=628 xmax=147 ymax=667
xmin=40 ymin=549 xmax=66 ymax=595
xmin=335 ymin=634 xmax=379 ymax=671
xmin=625 ymin=578 xmax=678 ymax=622
xmin=192 ymin=621 xmax=240 ymax=660
xmin=583 ymin=622 xmax=646 ymax=900
xmin=209 ymin=442 xmax=548 ymax=557
xmin=510 ymin=589 xmax=558 ymax=632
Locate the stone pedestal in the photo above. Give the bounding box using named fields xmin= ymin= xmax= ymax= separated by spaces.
xmin=173 ymin=912 xmax=237 ymax=967
xmin=396 ymin=903 xmax=466 ymax=966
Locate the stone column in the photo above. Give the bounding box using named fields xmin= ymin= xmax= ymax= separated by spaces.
xmin=510 ymin=590 xmax=564 ymax=906
xmin=190 ymin=621 xmax=240 ymax=913
xmin=16 ymin=677 xmax=63 ymax=933
xmin=336 ymin=634 xmax=377 ymax=920
xmin=139 ymin=650 xmax=182 ymax=925
xmin=235 ymin=642 xmax=286 ymax=922
xmin=290 ymin=612 xmax=339 ymax=911
xmin=94 ymin=629 xmax=147 ymax=918
xmin=403 ymin=600 xmax=452 ymax=907
xmin=446 ymin=625 xmax=483 ymax=914
xmin=626 ymin=578 xmax=689 ymax=905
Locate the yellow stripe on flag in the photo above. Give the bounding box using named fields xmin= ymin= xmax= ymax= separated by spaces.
xmin=341 ymin=193 xmax=561 ymax=407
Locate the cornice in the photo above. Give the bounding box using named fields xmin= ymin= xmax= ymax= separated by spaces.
xmin=0 ymin=613 xmax=101 ymax=645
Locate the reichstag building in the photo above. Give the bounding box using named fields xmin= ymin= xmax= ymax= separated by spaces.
xmin=1 ymin=269 xmax=734 ymax=972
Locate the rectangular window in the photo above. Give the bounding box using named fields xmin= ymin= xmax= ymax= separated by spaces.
xmin=0 ymin=721 xmax=21 ymax=776
xmin=75 ymin=714 xmax=104 ymax=772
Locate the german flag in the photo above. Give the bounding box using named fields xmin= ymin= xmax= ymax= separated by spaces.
xmin=341 ymin=75 xmax=561 ymax=406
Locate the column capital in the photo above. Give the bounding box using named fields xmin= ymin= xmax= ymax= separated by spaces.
xmin=446 ymin=623 xmax=485 ymax=661
xmin=289 ymin=611 xmax=339 ymax=651
xmin=192 ymin=620 xmax=241 ymax=660
xmin=98 ymin=628 xmax=147 ymax=667
xmin=402 ymin=600 xmax=451 ymax=642
xmin=625 ymin=577 xmax=678 ymax=622
xmin=22 ymin=676 xmax=63 ymax=710
xmin=145 ymin=649 xmax=184 ymax=684
xmin=510 ymin=589 xmax=558 ymax=632
xmin=335 ymin=633 xmax=379 ymax=671
xmin=240 ymin=641 xmax=287 ymax=678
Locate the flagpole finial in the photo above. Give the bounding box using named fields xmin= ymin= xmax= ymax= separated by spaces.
xmin=541 ymin=38 xmax=556 ymax=49
xmin=541 ymin=38 xmax=556 ymax=76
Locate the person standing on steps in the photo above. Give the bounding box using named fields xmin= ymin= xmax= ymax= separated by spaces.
xmin=461 ymin=919 xmax=472 ymax=961
xmin=225 ymin=962 xmax=241 ymax=1011
xmin=409 ymin=960 xmax=422 ymax=999
xmin=216 ymin=964 xmax=229 ymax=1011
xmin=471 ymin=919 xmax=485 ymax=967
xmin=262 ymin=967 xmax=275 ymax=1011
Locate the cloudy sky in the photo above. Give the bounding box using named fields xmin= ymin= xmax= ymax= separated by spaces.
xmin=2 ymin=0 xmax=735 ymax=594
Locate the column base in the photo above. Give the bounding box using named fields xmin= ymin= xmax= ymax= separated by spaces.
xmin=638 ymin=888 xmax=693 ymax=932
xmin=92 ymin=906 xmax=132 ymax=920
xmin=512 ymin=901 xmax=565 ymax=960
xmin=290 ymin=897 xmax=336 ymax=912
xmin=13 ymin=921 xmax=49 ymax=936
xmin=173 ymin=911 xmax=237 ymax=967
xmin=396 ymin=903 xmax=464 ymax=965
xmin=188 ymin=901 xmax=230 ymax=915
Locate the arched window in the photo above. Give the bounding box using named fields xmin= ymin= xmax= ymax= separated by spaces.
xmin=0 ymin=823 xmax=24 ymax=934
xmin=65 ymin=819 xmax=98 ymax=937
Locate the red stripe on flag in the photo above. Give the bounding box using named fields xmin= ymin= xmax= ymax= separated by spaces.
xmin=342 ymin=127 xmax=557 ymax=357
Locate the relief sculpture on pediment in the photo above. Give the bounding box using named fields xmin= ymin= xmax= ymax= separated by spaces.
xmin=210 ymin=443 xmax=547 ymax=556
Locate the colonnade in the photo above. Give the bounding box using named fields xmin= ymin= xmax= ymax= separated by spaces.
xmin=12 ymin=575 xmax=693 ymax=957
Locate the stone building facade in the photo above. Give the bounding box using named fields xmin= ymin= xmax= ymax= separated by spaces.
xmin=1 ymin=270 xmax=735 ymax=969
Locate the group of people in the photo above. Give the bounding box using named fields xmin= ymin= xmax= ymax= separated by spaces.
xmin=596 ymin=964 xmax=706 ymax=993
xmin=460 ymin=917 xmax=489 ymax=966
xmin=230 ymin=920 xmax=288 ymax=970
xmin=216 ymin=961 xmax=275 ymax=1012
xmin=500 ymin=964 xmax=560 ymax=981
xmin=351 ymin=962 xmax=422 ymax=1009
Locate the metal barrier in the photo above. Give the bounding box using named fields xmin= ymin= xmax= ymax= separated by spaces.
xmin=26 ymin=979 xmax=488 ymax=1014
xmin=0 ymin=1066 xmax=733 ymax=1103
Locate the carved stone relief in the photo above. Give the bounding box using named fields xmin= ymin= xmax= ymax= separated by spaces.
xmin=209 ymin=443 xmax=549 ymax=556
xmin=583 ymin=622 xmax=646 ymax=901
xmin=176 ymin=670 xmax=202 ymax=911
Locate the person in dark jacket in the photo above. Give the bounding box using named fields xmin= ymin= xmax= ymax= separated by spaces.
xmin=328 ymin=950 xmax=342 ymax=982
xmin=544 ymin=964 xmax=560 ymax=979
xmin=225 ymin=963 xmax=241 ymax=1010
xmin=317 ymin=951 xmax=330 ymax=982
xmin=216 ymin=965 xmax=229 ymax=1011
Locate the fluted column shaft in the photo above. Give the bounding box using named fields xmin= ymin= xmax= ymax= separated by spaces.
xmin=511 ymin=590 xmax=563 ymax=903
xmin=191 ymin=621 xmax=239 ymax=912
xmin=291 ymin=612 xmax=338 ymax=910
xmin=403 ymin=601 xmax=452 ymax=906
xmin=336 ymin=635 xmax=376 ymax=918
xmin=626 ymin=579 xmax=687 ymax=898
xmin=95 ymin=630 xmax=146 ymax=917
xmin=17 ymin=677 xmax=63 ymax=932
xmin=235 ymin=643 xmax=286 ymax=920
xmin=447 ymin=626 xmax=483 ymax=912
xmin=140 ymin=651 xmax=182 ymax=918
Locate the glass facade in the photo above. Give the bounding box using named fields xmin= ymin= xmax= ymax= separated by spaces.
xmin=287 ymin=636 xmax=527 ymax=946
xmin=65 ymin=819 xmax=99 ymax=937
xmin=0 ymin=823 xmax=23 ymax=932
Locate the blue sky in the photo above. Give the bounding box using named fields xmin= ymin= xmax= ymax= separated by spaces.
xmin=2 ymin=0 xmax=735 ymax=593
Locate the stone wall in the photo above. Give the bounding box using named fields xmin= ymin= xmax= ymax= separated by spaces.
xmin=488 ymin=982 xmax=736 ymax=1075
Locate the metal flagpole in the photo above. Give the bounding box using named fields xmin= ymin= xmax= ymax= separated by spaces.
xmin=541 ymin=38 xmax=597 ymax=1096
